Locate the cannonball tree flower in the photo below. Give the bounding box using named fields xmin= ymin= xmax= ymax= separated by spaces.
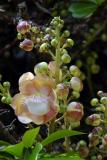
xmin=11 ymin=72 xmax=58 ymax=124
xmin=66 ymin=102 xmax=84 ymax=122
xmin=17 ymin=21 xmax=31 ymax=34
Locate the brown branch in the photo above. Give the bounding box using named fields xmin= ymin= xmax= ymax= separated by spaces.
xmin=0 ymin=121 xmax=17 ymax=144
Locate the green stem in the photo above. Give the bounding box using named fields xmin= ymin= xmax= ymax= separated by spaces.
xmin=64 ymin=116 xmax=70 ymax=151
xmin=55 ymin=28 xmax=61 ymax=84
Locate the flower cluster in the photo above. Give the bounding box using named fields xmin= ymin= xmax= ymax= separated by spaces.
xmin=13 ymin=17 xmax=84 ymax=126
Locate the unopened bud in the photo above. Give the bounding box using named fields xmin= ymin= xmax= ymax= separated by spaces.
xmin=3 ymin=81 xmax=10 ymax=89
xmin=56 ymin=83 xmax=69 ymax=100
xmin=17 ymin=33 xmax=22 ymax=40
xmin=63 ymin=30 xmax=70 ymax=37
xmin=51 ymin=39 xmax=58 ymax=47
xmin=1 ymin=97 xmax=7 ymax=103
xmin=31 ymin=26 xmax=39 ymax=33
xmin=72 ymin=91 xmax=80 ymax=99
xmin=20 ymin=39 xmax=34 ymax=51
xmin=34 ymin=62 xmax=48 ymax=75
xmin=61 ymin=53 xmax=71 ymax=64
xmin=86 ymin=114 xmax=101 ymax=126
xmin=69 ymin=65 xmax=81 ymax=77
xmin=95 ymin=104 xmax=105 ymax=112
xmin=39 ymin=43 xmax=49 ymax=52
xmin=70 ymin=77 xmax=83 ymax=92
xmin=90 ymin=98 xmax=99 ymax=107
xmin=77 ymin=140 xmax=89 ymax=158
xmin=17 ymin=21 xmax=31 ymax=34
xmin=102 ymin=134 xmax=107 ymax=148
xmin=91 ymin=64 xmax=100 ymax=74
xmin=88 ymin=133 xmax=99 ymax=147
xmin=66 ymin=39 xmax=74 ymax=47
xmin=66 ymin=102 xmax=84 ymax=122
xmin=100 ymin=97 xmax=107 ymax=105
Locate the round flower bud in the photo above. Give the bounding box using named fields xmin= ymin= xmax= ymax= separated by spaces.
xmin=5 ymin=96 xmax=12 ymax=104
xmin=34 ymin=62 xmax=48 ymax=75
xmin=51 ymin=39 xmax=58 ymax=47
xmin=66 ymin=102 xmax=84 ymax=122
xmin=87 ymin=57 xmax=95 ymax=65
xmin=72 ymin=91 xmax=80 ymax=99
xmin=91 ymin=64 xmax=100 ymax=74
xmin=102 ymin=134 xmax=107 ymax=148
xmin=77 ymin=140 xmax=87 ymax=148
xmin=86 ymin=114 xmax=101 ymax=126
xmin=69 ymin=65 xmax=81 ymax=77
xmin=63 ymin=30 xmax=70 ymax=37
xmin=92 ymin=127 xmax=103 ymax=136
xmin=1 ymin=97 xmax=7 ymax=103
xmin=97 ymin=90 xmax=103 ymax=97
xmin=88 ymin=133 xmax=99 ymax=147
xmin=20 ymin=39 xmax=34 ymax=51
xmin=78 ymin=146 xmax=89 ymax=158
xmin=76 ymin=60 xmax=82 ymax=68
xmin=39 ymin=43 xmax=49 ymax=52
xmin=66 ymin=39 xmax=74 ymax=47
xmin=70 ymin=77 xmax=83 ymax=92
xmin=61 ymin=49 xmax=68 ymax=55
xmin=56 ymin=83 xmax=69 ymax=100
xmin=17 ymin=21 xmax=31 ymax=34
xmin=90 ymin=98 xmax=99 ymax=107
xmin=100 ymin=97 xmax=107 ymax=105
xmin=45 ymin=27 xmax=51 ymax=33
xmin=17 ymin=33 xmax=22 ymax=40
xmin=3 ymin=81 xmax=10 ymax=89
xmin=61 ymin=53 xmax=71 ymax=64
xmin=76 ymin=140 xmax=89 ymax=158
xmin=97 ymin=155 xmax=103 ymax=160
xmin=79 ymin=72 xmax=86 ymax=80
xmin=1 ymin=96 xmax=12 ymax=104
xmin=31 ymin=26 xmax=38 ymax=33
xmin=95 ymin=104 xmax=105 ymax=112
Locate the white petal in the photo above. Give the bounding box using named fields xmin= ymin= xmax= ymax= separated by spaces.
xmin=19 ymin=72 xmax=34 ymax=84
xmin=24 ymin=96 xmax=50 ymax=116
xmin=18 ymin=115 xmax=32 ymax=124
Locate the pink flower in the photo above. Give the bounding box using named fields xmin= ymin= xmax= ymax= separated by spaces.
xmin=11 ymin=72 xmax=58 ymax=124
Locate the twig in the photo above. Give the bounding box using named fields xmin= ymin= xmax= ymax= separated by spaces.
xmin=0 ymin=121 xmax=17 ymax=144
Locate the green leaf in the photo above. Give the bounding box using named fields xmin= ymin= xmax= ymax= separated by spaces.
xmin=2 ymin=142 xmax=24 ymax=157
xmin=41 ymin=129 xmax=84 ymax=146
xmin=69 ymin=2 xmax=97 ymax=18
xmin=0 ymin=141 xmax=10 ymax=150
xmin=40 ymin=152 xmax=84 ymax=160
xmin=22 ymin=127 xmax=40 ymax=148
xmin=41 ymin=156 xmax=83 ymax=160
xmin=28 ymin=143 xmax=42 ymax=160
xmin=90 ymin=0 xmax=105 ymax=5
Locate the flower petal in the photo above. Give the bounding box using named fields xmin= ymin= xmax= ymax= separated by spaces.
xmin=18 ymin=115 xmax=32 ymax=124
xmin=44 ymin=105 xmax=58 ymax=123
xmin=11 ymin=93 xmax=27 ymax=115
xmin=19 ymin=80 xmax=36 ymax=95
xmin=19 ymin=72 xmax=34 ymax=85
xmin=24 ymin=95 xmax=50 ymax=116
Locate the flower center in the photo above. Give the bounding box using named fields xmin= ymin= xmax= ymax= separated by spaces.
xmin=24 ymin=95 xmax=50 ymax=115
